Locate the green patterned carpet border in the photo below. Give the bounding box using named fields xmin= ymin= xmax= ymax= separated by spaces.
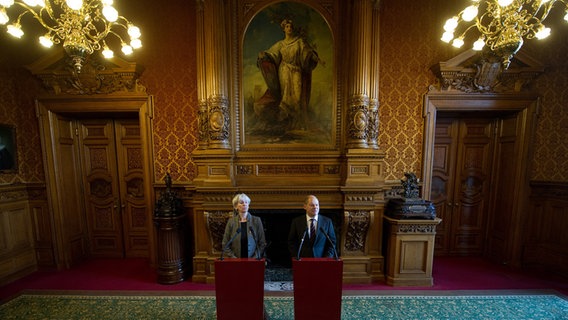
xmin=1 ymin=292 xmax=567 ymax=319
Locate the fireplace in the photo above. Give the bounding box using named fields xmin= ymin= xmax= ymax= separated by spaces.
xmin=188 ymin=188 xmax=388 ymax=284
xmin=253 ymin=209 xmax=343 ymax=268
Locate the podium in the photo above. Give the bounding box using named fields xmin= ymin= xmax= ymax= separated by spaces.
xmin=214 ymin=258 xmax=265 ymax=320
xmin=293 ymin=258 xmax=343 ymax=320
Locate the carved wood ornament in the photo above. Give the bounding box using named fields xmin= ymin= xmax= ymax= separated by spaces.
xmin=25 ymin=48 xmax=146 ymax=95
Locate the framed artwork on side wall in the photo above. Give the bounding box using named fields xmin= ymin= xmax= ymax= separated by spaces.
xmin=0 ymin=124 xmax=17 ymax=173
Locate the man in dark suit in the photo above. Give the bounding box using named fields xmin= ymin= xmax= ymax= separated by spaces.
xmin=288 ymin=195 xmax=338 ymax=259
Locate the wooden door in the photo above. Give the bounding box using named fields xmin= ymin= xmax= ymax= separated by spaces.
xmin=78 ymin=119 xmax=149 ymax=258
xmin=431 ymin=116 xmax=495 ymax=256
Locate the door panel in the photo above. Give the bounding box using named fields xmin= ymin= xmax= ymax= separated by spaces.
xmin=54 ymin=115 xmax=89 ymax=265
xmin=115 ymin=120 xmax=149 ymax=257
xmin=433 ymin=117 xmax=494 ymax=256
xmin=79 ymin=120 xmax=124 ymax=257
xmin=451 ymin=119 xmax=493 ymax=254
xmin=486 ymin=115 xmax=519 ymax=262
xmin=79 ymin=119 xmax=149 ymax=258
xmin=431 ymin=118 xmax=458 ymax=255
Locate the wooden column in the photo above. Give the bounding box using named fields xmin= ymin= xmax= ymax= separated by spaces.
xmin=367 ymin=0 xmax=380 ymax=149
xmin=200 ymin=0 xmax=230 ymax=150
xmin=192 ymin=0 xmax=234 ymax=187
xmin=346 ymin=0 xmax=374 ymax=149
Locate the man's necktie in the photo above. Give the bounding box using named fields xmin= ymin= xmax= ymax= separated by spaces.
xmin=310 ymin=218 xmax=316 ymax=240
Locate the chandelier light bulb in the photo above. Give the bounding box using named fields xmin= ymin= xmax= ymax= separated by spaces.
xmin=102 ymin=5 xmax=118 ymax=22
xmin=452 ymin=37 xmax=465 ymax=48
xmin=7 ymin=23 xmax=23 ymax=38
xmin=22 ymin=0 xmax=38 ymax=6
xmin=128 ymin=25 xmax=140 ymax=38
xmin=102 ymin=0 xmax=113 ymax=5
xmin=498 ymin=0 xmax=514 ymax=6
xmin=102 ymin=47 xmax=114 ymax=58
xmin=441 ymin=31 xmax=454 ymax=43
xmin=0 ymin=9 xmax=9 ymax=24
xmin=130 ymin=38 xmax=141 ymax=49
xmin=121 ymin=44 xmax=133 ymax=55
xmin=564 ymin=11 xmax=568 ymax=22
xmin=535 ymin=26 xmax=551 ymax=39
xmin=472 ymin=37 xmax=485 ymax=50
xmin=462 ymin=5 xmax=478 ymax=22
xmin=0 ymin=0 xmax=14 ymax=7
xmin=444 ymin=17 xmax=459 ymax=32
xmin=65 ymin=0 xmax=82 ymax=10
xmin=39 ymin=35 xmax=53 ymax=47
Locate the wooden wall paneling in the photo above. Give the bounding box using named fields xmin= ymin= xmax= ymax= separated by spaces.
xmin=29 ymin=197 xmax=54 ymax=267
xmin=523 ymin=181 xmax=568 ymax=277
xmin=0 ymin=192 xmax=37 ymax=285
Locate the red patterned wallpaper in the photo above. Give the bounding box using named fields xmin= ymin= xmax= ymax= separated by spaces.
xmin=0 ymin=70 xmax=43 ymax=184
xmin=124 ymin=0 xmax=199 ymax=183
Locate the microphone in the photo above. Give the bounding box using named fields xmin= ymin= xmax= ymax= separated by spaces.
xmin=261 ymin=241 xmax=271 ymax=264
xmin=296 ymin=227 xmax=309 ymax=261
xmin=319 ymin=226 xmax=339 ymax=260
xmin=249 ymin=226 xmax=261 ymax=260
xmin=219 ymin=227 xmax=241 ymax=260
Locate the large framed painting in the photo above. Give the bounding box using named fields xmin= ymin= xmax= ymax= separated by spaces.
xmin=241 ymin=2 xmax=335 ymax=148
xmin=0 ymin=124 xmax=17 ymax=173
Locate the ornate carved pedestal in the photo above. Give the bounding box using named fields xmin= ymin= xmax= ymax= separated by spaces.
xmin=154 ymin=174 xmax=186 ymax=284
xmin=384 ymin=217 xmax=441 ymax=286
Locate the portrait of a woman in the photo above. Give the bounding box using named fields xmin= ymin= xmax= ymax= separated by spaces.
xmin=242 ymin=2 xmax=334 ymax=145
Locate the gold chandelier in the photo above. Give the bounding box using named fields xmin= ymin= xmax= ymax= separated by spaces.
xmin=0 ymin=0 xmax=142 ymax=73
xmin=441 ymin=0 xmax=568 ymax=69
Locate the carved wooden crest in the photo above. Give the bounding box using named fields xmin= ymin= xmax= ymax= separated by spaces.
xmin=430 ymin=49 xmax=545 ymax=93
xmin=25 ymin=48 xmax=145 ymax=95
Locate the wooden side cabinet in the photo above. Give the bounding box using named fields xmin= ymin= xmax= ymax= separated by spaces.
xmin=384 ymin=217 xmax=441 ymax=286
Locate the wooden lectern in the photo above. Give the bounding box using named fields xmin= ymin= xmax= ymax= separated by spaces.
xmin=293 ymin=258 xmax=343 ymax=320
xmin=214 ymin=258 xmax=265 ymax=320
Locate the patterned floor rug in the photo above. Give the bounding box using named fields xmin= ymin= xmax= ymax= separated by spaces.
xmin=1 ymin=291 xmax=567 ymax=319
xmin=264 ymin=281 xmax=293 ymax=291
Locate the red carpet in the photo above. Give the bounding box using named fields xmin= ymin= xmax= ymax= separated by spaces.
xmin=1 ymin=257 xmax=567 ymax=302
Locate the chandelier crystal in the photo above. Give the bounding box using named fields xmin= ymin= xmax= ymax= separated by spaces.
xmin=441 ymin=0 xmax=568 ymax=69
xmin=0 ymin=0 xmax=142 ymax=73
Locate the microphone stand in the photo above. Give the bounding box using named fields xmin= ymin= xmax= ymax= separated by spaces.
xmin=219 ymin=227 xmax=241 ymax=261
xmin=296 ymin=227 xmax=309 ymax=261
xmin=319 ymin=227 xmax=339 ymax=260
xmin=249 ymin=226 xmax=261 ymax=260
